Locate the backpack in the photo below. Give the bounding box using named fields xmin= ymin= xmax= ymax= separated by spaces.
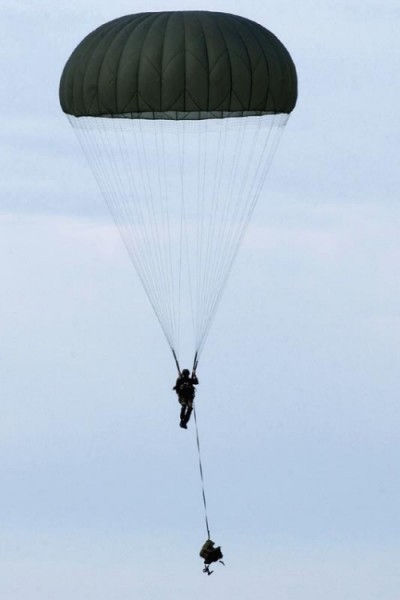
xmin=200 ymin=540 xmax=223 ymax=564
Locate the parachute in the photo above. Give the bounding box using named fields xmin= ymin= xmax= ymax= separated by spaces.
xmin=59 ymin=10 xmax=297 ymax=370
xmin=60 ymin=10 xmax=297 ymax=565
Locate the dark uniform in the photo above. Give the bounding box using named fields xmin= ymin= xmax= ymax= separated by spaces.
xmin=173 ymin=369 xmax=198 ymax=429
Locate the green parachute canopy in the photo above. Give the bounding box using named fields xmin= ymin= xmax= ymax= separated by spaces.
xmin=59 ymin=11 xmax=297 ymax=120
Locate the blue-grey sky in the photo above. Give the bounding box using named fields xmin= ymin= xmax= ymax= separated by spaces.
xmin=1 ymin=1 xmax=399 ymax=598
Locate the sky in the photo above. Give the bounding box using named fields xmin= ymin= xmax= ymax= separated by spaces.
xmin=1 ymin=1 xmax=400 ymax=598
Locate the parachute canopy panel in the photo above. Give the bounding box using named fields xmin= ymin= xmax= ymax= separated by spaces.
xmin=59 ymin=11 xmax=297 ymax=119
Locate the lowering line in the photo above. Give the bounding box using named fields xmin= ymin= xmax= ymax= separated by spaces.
xmin=193 ymin=403 xmax=211 ymax=540
xmin=172 ymin=348 xmax=210 ymax=538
